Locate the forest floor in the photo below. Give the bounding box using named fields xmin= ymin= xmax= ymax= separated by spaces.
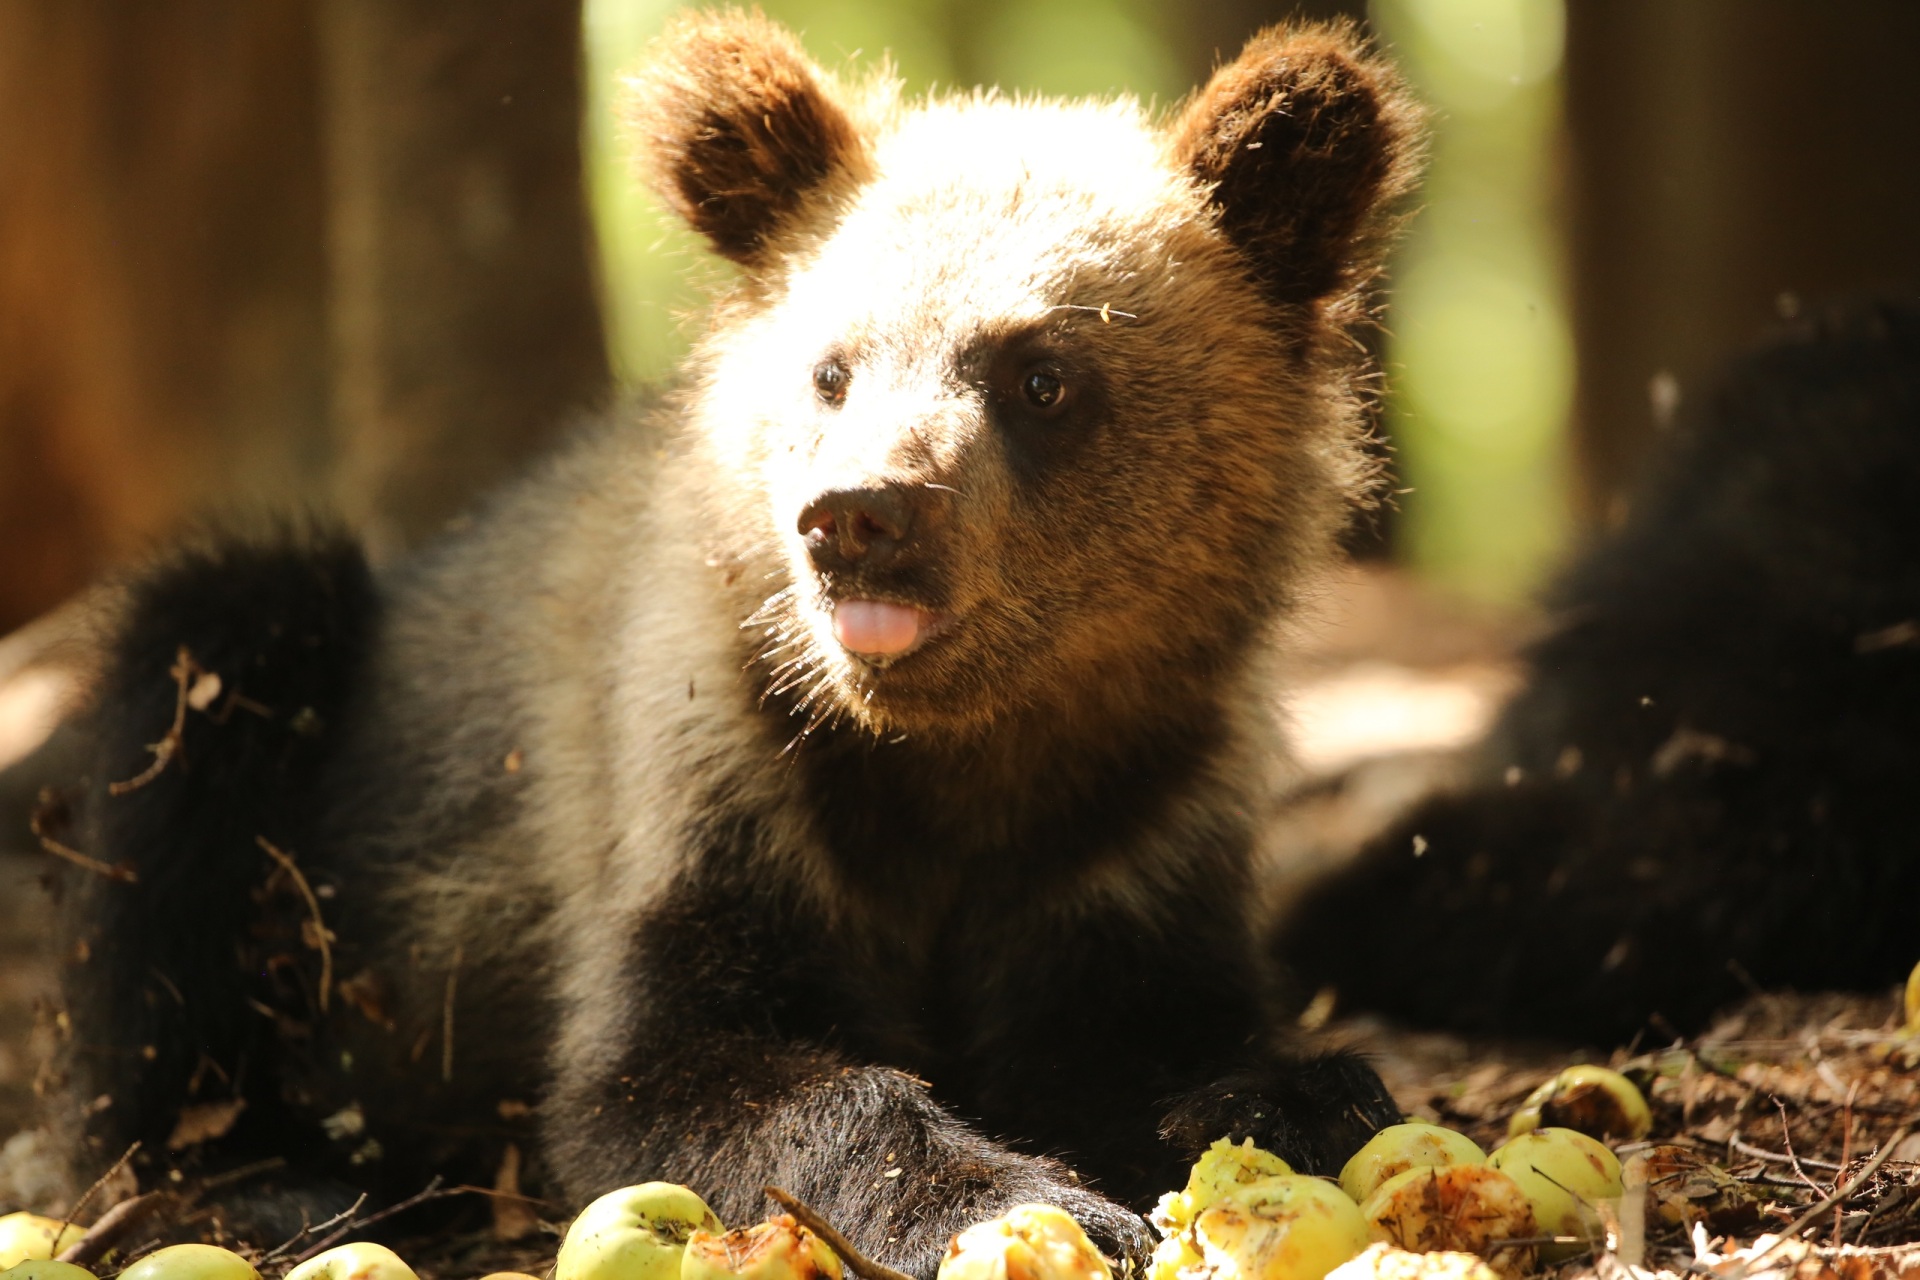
xmin=0 ymin=568 xmax=1913 ymax=1278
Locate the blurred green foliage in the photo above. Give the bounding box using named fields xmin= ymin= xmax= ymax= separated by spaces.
xmin=1370 ymin=0 xmax=1571 ymax=600
xmin=584 ymin=0 xmax=1571 ymax=600
xmin=584 ymin=0 xmax=1184 ymax=386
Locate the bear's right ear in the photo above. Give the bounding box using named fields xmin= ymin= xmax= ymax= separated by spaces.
xmin=1170 ymin=23 xmax=1424 ymax=310
xmin=623 ymin=11 xmax=867 ymax=266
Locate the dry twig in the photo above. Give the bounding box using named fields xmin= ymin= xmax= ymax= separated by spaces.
xmin=442 ymin=945 xmax=462 ymax=1083
xmin=256 ymin=1192 xmax=368 ymax=1266
xmin=1775 ymin=1099 xmax=1826 ymax=1197
xmin=110 ymin=646 xmax=207 ymax=795
xmin=1728 ymin=1138 xmax=1843 ymax=1172
xmin=1720 ymin=1124 xmax=1914 ymax=1280
xmin=58 ymin=1192 xmax=171 ymax=1268
xmin=57 ymin=1140 xmax=141 ymax=1243
xmin=763 ymin=1185 xmax=917 ymax=1280
xmin=32 ymin=821 xmax=136 ymax=883
xmin=258 ymin=836 xmax=333 ymax=1013
xmin=290 ymin=1177 xmax=456 ymax=1265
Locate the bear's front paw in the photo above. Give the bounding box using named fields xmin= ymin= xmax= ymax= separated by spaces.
xmin=1037 ymin=1179 xmax=1156 ymax=1276
xmin=1160 ymin=1051 xmax=1400 ymax=1176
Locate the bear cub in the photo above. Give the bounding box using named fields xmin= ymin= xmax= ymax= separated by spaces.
xmin=57 ymin=13 xmax=1422 ymax=1275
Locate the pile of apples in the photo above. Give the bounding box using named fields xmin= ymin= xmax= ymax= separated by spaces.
xmin=0 ymin=1066 xmax=1649 ymax=1280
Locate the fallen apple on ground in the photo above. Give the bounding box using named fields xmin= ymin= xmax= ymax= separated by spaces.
xmin=939 ymin=1204 xmax=1113 ymax=1280
xmin=1189 ymin=1176 xmax=1372 ymax=1280
xmin=285 ymin=1242 xmax=419 ymax=1280
xmin=1338 ymin=1125 xmax=1487 ymax=1206
xmin=556 ymin=1182 xmax=724 ymax=1280
xmin=1357 ymin=1166 xmax=1536 ymax=1280
xmin=1485 ymin=1128 xmax=1622 ymax=1261
xmin=1506 ymin=1066 xmax=1650 ymax=1143
xmin=682 ymin=1215 xmax=840 ymax=1280
xmin=0 ymin=1215 xmax=85 ymax=1271
xmin=118 ymin=1245 xmax=260 ymax=1280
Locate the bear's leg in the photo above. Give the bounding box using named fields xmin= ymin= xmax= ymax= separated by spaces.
xmin=56 ymin=531 xmax=376 ymax=1186
xmin=1159 ymin=1053 xmax=1402 ymax=1175
xmin=541 ymin=1030 xmax=1156 ymax=1280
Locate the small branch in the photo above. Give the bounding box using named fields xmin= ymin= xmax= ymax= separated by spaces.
xmin=257 ymin=836 xmax=332 ymax=1013
xmin=58 ymin=1141 xmax=141 ymax=1241
xmin=290 ymin=1178 xmax=454 ymax=1265
xmin=442 ymin=945 xmax=461 ymax=1083
xmin=1728 ymin=1138 xmax=1842 ymax=1172
xmin=110 ymin=647 xmax=204 ymax=795
xmin=1835 ymin=1083 xmax=1859 ymax=1245
xmin=33 ymin=829 xmax=137 ymax=883
xmin=1775 ymin=1099 xmax=1825 ymax=1196
xmin=257 ymin=1192 xmax=367 ymax=1265
xmin=1720 ymin=1125 xmax=1912 ymax=1280
xmin=763 ymin=1186 xmax=917 ymax=1280
xmin=30 ymin=797 xmax=135 ymax=884
xmin=58 ymin=1191 xmax=170 ymax=1267
xmin=1483 ymin=1236 xmax=1589 ymax=1250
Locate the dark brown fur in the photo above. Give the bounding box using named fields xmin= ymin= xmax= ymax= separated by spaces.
xmin=1172 ymin=22 xmax=1423 ymax=313
xmin=57 ymin=15 xmax=1423 ymax=1274
xmin=1276 ymin=297 xmax=1920 ymax=1043
xmin=624 ymin=11 xmax=871 ymax=263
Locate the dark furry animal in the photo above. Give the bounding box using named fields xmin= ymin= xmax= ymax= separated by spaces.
xmin=55 ymin=13 xmax=1422 ymax=1272
xmin=1278 ymin=298 xmax=1920 ymax=1044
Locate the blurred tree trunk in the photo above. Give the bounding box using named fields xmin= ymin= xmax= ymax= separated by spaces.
xmin=1564 ymin=0 xmax=1920 ymax=521
xmin=0 ymin=1 xmax=607 ymax=630
xmin=319 ymin=0 xmax=608 ymax=554
xmin=0 ymin=3 xmax=331 ymax=633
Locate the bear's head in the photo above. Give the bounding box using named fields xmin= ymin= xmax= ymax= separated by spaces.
xmin=624 ymin=11 xmax=1422 ymax=746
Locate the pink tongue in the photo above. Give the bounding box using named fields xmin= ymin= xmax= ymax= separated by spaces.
xmin=833 ymin=600 xmax=924 ymax=657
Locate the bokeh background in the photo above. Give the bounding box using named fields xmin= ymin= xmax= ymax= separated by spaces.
xmin=4 ymin=0 xmax=1920 ymax=628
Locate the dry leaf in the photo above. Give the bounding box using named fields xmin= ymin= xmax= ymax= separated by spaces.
xmin=492 ymin=1141 xmax=539 ymax=1242
xmin=166 ymin=1098 xmax=246 ymax=1150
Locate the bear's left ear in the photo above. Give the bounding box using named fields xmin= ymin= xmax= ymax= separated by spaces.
xmin=623 ymin=11 xmax=869 ymax=266
xmin=1170 ymin=23 xmax=1424 ymax=309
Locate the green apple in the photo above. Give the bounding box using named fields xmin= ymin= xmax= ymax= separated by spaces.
xmin=1357 ymin=1167 xmax=1535 ymax=1280
xmin=1324 ymin=1243 xmax=1498 ymax=1280
xmin=284 ymin=1242 xmax=418 ymax=1280
xmin=0 ymin=1214 xmax=86 ymax=1271
xmin=1506 ymin=1066 xmax=1650 ymax=1142
xmin=1486 ymin=1128 xmax=1622 ymax=1261
xmin=0 ymin=1261 xmax=100 ymax=1280
xmin=1152 ymin=1138 xmax=1295 ymax=1238
xmin=1146 ymin=1233 xmax=1203 ymax=1280
xmin=1337 ymin=1125 xmax=1486 ymax=1205
xmin=557 ymin=1183 xmax=723 ymax=1280
xmin=682 ymin=1216 xmax=839 ymax=1280
xmin=940 ymin=1205 xmax=1112 ymax=1280
xmin=1188 ymin=1175 xmax=1370 ymax=1280
xmin=119 ymin=1245 xmax=260 ymax=1280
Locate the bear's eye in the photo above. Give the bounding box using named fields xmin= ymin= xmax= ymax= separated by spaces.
xmin=1022 ymin=370 xmax=1066 ymax=411
xmin=813 ymin=359 xmax=850 ymax=407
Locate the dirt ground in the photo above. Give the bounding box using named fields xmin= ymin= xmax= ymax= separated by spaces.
xmin=0 ymin=567 xmax=1913 ymax=1277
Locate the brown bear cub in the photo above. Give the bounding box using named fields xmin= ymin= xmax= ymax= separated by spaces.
xmin=57 ymin=13 xmax=1422 ymax=1273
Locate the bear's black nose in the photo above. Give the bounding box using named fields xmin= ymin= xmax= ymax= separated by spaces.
xmin=798 ymin=485 xmax=914 ymax=570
